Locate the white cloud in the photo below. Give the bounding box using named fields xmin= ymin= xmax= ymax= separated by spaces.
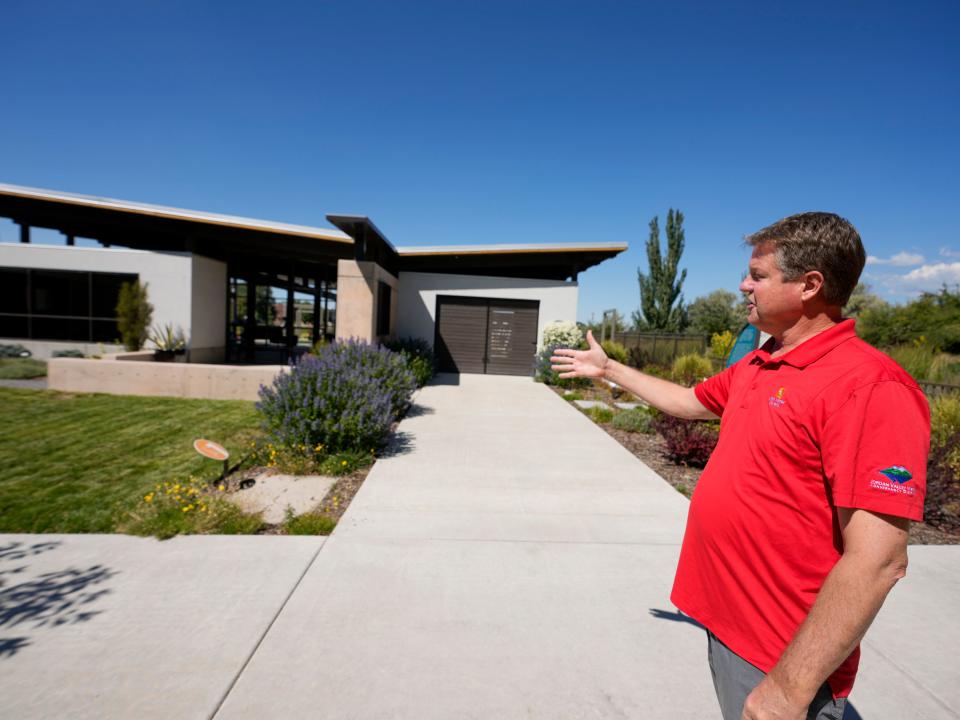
xmin=901 ymin=262 xmax=960 ymax=285
xmin=864 ymin=262 xmax=960 ymax=298
xmin=939 ymin=246 xmax=960 ymax=259
xmin=865 ymin=251 xmax=926 ymax=267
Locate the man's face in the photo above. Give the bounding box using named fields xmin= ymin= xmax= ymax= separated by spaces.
xmin=738 ymin=242 xmax=806 ymax=335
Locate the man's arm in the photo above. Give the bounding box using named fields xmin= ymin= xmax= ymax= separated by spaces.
xmin=742 ymin=508 xmax=910 ymax=720
xmin=550 ymin=330 xmax=717 ymax=420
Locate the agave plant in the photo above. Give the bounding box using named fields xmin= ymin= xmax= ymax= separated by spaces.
xmin=148 ymin=323 xmax=187 ymax=352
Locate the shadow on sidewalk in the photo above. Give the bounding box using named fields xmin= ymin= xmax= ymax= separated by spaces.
xmin=0 ymin=540 xmax=118 ymax=659
xmin=649 ymin=607 xmax=705 ymax=629
xmin=404 ymin=403 xmax=435 ymax=419
xmin=427 ymin=374 xmax=461 ymax=386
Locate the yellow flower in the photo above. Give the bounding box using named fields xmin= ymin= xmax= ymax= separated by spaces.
xmin=143 ymin=494 xmax=153 ymax=503
xmin=341 ymin=460 xmax=347 ymax=466
xmin=218 ymin=484 xmax=226 ymax=491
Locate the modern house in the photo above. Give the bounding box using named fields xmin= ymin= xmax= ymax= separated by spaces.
xmin=0 ymin=183 xmax=625 ymax=376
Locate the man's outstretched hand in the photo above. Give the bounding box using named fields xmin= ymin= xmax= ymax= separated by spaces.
xmin=550 ymin=330 xmax=609 ymax=379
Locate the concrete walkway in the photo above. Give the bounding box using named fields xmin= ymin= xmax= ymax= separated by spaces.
xmin=1 ymin=375 xmax=957 ymax=718
xmin=0 ymin=377 xmax=46 ymax=390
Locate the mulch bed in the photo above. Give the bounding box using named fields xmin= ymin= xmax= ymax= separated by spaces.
xmin=551 ymin=385 xmax=959 ymax=545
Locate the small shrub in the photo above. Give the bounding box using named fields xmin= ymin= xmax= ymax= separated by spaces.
xmin=0 ymin=344 xmax=31 ymax=358
xmin=383 ymin=337 xmax=436 ymax=387
xmin=282 ymin=507 xmax=337 ymax=535
xmin=562 ymin=390 xmax=584 ymax=401
xmin=640 ymin=363 xmax=672 ymax=379
xmin=583 ymin=405 xmax=614 ymax=423
xmin=52 ymin=349 xmax=85 ymax=358
xmin=652 ymin=414 xmax=719 ymax=467
xmin=116 ymin=280 xmax=153 ymax=351
xmin=601 ymin=340 xmax=629 ymax=365
xmin=708 ymin=331 xmax=736 ymax=364
xmin=535 ymin=344 xmax=590 ymax=388
xmin=672 ymin=353 xmax=714 ymax=387
xmin=925 ymin=430 xmax=960 ymax=534
xmin=612 ymin=407 xmax=654 ymax=434
xmin=542 ymin=321 xmax=583 ymax=350
xmin=627 ymin=345 xmax=648 ymax=368
xmin=931 ymin=393 xmax=960 ymax=449
xmin=257 ymin=339 xmax=415 ymax=454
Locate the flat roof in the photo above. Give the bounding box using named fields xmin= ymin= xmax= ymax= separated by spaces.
xmin=396 ymin=242 xmax=627 ymax=257
xmin=0 ymin=183 xmax=353 ymax=243
xmin=1 ymin=182 xmax=628 ymax=279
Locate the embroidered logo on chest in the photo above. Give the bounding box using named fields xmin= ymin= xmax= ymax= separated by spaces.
xmin=768 ymin=386 xmax=786 ymax=409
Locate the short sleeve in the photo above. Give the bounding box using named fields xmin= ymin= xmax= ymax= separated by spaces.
xmin=694 ymin=362 xmax=739 ymax=417
xmin=821 ymin=381 xmax=930 ymax=521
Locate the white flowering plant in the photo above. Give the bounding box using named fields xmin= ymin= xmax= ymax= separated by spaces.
xmin=541 ymin=321 xmax=583 ymax=350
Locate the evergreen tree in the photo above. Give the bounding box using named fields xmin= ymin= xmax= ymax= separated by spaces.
xmin=116 ymin=280 xmax=153 ymax=351
xmin=632 ymin=209 xmax=688 ymax=331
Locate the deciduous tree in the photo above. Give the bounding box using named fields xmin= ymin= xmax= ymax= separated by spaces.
xmin=687 ymin=289 xmax=747 ymax=336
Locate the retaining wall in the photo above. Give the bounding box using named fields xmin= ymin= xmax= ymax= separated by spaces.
xmin=47 ymin=356 xmax=285 ymax=401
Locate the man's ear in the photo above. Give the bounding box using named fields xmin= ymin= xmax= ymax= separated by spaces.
xmin=800 ymin=270 xmax=826 ymax=301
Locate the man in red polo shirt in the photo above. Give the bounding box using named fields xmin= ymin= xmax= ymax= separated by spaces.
xmin=552 ymin=212 xmax=929 ymax=720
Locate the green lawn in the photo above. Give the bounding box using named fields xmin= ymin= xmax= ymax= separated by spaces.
xmin=0 ymin=358 xmax=47 ymax=379
xmin=0 ymin=388 xmax=262 ymax=533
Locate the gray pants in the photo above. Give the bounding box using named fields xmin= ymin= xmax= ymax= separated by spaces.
xmin=707 ymin=631 xmax=846 ymax=720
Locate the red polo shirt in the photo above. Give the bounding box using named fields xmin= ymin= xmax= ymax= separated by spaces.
xmin=671 ymin=320 xmax=929 ymax=698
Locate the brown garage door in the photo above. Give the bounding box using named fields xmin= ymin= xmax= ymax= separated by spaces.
xmin=435 ymin=296 xmax=540 ymax=376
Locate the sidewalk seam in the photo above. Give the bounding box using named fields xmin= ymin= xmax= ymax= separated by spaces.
xmin=206 ymin=539 xmax=327 ymax=720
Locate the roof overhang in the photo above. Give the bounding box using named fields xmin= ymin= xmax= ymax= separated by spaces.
xmin=0 ymin=183 xmax=354 ymax=273
xmin=395 ymin=242 xmax=627 ymax=280
xmin=1 ymin=183 xmax=627 ymax=281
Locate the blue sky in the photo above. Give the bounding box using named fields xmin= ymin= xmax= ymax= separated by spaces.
xmin=1 ymin=0 xmax=957 ymax=323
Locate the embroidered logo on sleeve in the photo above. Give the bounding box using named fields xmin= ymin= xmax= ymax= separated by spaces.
xmin=870 ymin=466 xmax=916 ymax=496
xmin=768 ymin=387 xmax=786 ymax=409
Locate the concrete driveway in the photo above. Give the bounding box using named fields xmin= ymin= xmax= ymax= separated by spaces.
xmin=1 ymin=374 xmax=957 ymax=719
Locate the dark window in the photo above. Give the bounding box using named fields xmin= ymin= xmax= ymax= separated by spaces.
xmin=0 ymin=267 xmax=136 ymax=342
xmin=32 ymin=270 xmax=89 ymax=316
xmin=92 ymin=273 xmax=132 ymax=317
xmin=376 ymin=281 xmax=391 ymax=337
xmin=0 ymin=269 xmax=28 ymax=313
xmin=0 ymin=316 xmax=28 ymax=338
xmin=92 ymin=319 xmax=121 ymax=342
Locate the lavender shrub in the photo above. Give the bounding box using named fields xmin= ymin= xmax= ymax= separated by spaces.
xmin=257 ymin=339 xmax=416 ymax=453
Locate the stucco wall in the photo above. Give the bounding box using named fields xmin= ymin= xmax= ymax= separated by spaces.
xmin=0 ymin=244 xmax=226 ymax=360
xmin=335 ymin=259 xmax=399 ymax=343
xmin=190 ymin=254 xmax=227 ymax=362
xmin=396 ymin=271 xmax=578 ymax=350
